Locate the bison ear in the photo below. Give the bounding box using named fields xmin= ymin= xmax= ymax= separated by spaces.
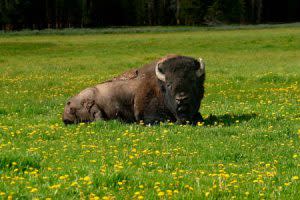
xmin=196 ymin=58 xmax=205 ymax=77
xmin=155 ymin=62 xmax=166 ymax=82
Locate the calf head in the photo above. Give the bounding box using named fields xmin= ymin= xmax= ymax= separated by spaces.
xmin=155 ymin=55 xmax=205 ymax=123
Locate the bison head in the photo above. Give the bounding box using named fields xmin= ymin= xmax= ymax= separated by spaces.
xmin=155 ymin=55 xmax=205 ymax=124
xmin=62 ymin=89 xmax=101 ymax=124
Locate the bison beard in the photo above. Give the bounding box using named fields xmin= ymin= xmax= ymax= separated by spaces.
xmin=62 ymin=55 xmax=205 ymax=125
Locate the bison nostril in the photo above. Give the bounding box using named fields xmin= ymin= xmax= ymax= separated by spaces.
xmin=177 ymin=106 xmax=184 ymax=112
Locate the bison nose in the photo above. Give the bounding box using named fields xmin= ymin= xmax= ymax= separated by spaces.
xmin=63 ymin=119 xmax=74 ymax=125
xmin=175 ymin=93 xmax=189 ymax=105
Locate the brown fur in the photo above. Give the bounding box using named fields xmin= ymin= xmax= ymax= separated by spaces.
xmin=63 ymin=55 xmax=205 ymax=125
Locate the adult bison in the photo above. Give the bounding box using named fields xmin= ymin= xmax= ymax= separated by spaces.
xmin=63 ymin=55 xmax=205 ymax=125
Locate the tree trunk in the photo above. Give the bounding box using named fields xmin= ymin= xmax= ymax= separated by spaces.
xmin=256 ymin=0 xmax=262 ymax=23
xmin=176 ymin=0 xmax=180 ymax=24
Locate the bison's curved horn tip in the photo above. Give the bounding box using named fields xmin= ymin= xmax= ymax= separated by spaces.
xmin=155 ymin=63 xmax=166 ymax=82
xmin=196 ymin=58 xmax=205 ymax=77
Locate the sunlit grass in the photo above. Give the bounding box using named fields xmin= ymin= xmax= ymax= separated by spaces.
xmin=0 ymin=25 xmax=299 ymax=199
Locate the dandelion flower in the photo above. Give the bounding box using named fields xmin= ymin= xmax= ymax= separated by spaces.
xmin=30 ymin=188 xmax=38 ymax=193
xmin=157 ymin=191 xmax=165 ymax=196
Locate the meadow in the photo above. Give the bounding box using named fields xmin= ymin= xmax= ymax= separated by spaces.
xmin=0 ymin=25 xmax=299 ymax=199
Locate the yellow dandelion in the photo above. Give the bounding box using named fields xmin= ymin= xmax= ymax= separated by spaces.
xmin=137 ymin=196 xmax=144 ymax=200
xmin=205 ymin=192 xmax=210 ymax=197
xmin=165 ymin=190 xmax=172 ymax=196
xmin=71 ymin=182 xmax=78 ymax=186
xmin=293 ymin=154 xmax=298 ymax=158
xmin=49 ymin=184 xmax=61 ymax=189
xmin=155 ymin=182 xmax=160 ymax=185
xmin=292 ymin=176 xmax=299 ymax=180
xmin=284 ymin=182 xmax=291 ymax=186
xmin=30 ymin=188 xmax=38 ymax=193
xmin=59 ymin=175 xmax=68 ymax=180
xmin=158 ymin=191 xmax=165 ymax=196
xmin=83 ymin=176 xmax=91 ymax=182
xmin=197 ymin=122 xmax=204 ymax=126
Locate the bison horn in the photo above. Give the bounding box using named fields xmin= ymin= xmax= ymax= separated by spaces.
xmin=155 ymin=63 xmax=166 ymax=82
xmin=196 ymin=58 xmax=205 ymax=77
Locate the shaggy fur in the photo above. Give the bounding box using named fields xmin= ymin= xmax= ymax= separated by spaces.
xmin=63 ymin=55 xmax=205 ymax=125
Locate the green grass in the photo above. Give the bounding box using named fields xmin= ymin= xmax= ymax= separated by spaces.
xmin=0 ymin=24 xmax=299 ymax=199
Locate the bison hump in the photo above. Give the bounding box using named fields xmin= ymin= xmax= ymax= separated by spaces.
xmin=112 ymin=69 xmax=138 ymax=81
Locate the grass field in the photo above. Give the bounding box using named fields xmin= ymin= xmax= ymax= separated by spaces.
xmin=0 ymin=25 xmax=299 ymax=199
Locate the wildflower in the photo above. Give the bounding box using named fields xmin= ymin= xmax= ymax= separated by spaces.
xmin=197 ymin=122 xmax=204 ymax=126
xmin=49 ymin=184 xmax=61 ymax=189
xmin=71 ymin=182 xmax=78 ymax=186
xmin=293 ymin=154 xmax=298 ymax=158
xmin=59 ymin=175 xmax=68 ymax=180
xmin=205 ymin=192 xmax=210 ymax=197
xmin=134 ymin=191 xmax=141 ymax=196
xmin=284 ymin=182 xmax=291 ymax=186
xmin=83 ymin=176 xmax=91 ymax=181
xmin=137 ymin=196 xmax=144 ymax=200
xmin=30 ymin=188 xmax=38 ymax=193
xmin=116 ymin=181 xmax=123 ymax=186
xmin=157 ymin=191 xmax=165 ymax=196
xmin=292 ymin=176 xmax=299 ymax=180
xmin=166 ymin=190 xmax=172 ymax=196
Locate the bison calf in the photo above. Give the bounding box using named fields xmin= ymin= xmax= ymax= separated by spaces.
xmin=63 ymin=55 xmax=205 ymax=125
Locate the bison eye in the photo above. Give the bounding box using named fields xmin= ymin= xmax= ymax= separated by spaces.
xmin=166 ymin=83 xmax=172 ymax=89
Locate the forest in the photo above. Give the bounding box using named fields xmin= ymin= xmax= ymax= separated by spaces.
xmin=0 ymin=0 xmax=300 ymax=30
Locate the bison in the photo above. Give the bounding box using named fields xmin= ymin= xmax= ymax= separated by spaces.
xmin=63 ymin=55 xmax=205 ymax=125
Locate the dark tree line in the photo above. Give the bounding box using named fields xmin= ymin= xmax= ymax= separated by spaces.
xmin=0 ymin=0 xmax=299 ymax=30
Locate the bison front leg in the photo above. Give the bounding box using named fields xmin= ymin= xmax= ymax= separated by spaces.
xmin=191 ymin=112 xmax=204 ymax=125
xmin=90 ymin=105 xmax=104 ymax=122
xmin=134 ymin=97 xmax=165 ymax=125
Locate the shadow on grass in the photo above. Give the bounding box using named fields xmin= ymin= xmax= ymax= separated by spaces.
xmin=204 ymin=113 xmax=257 ymax=126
